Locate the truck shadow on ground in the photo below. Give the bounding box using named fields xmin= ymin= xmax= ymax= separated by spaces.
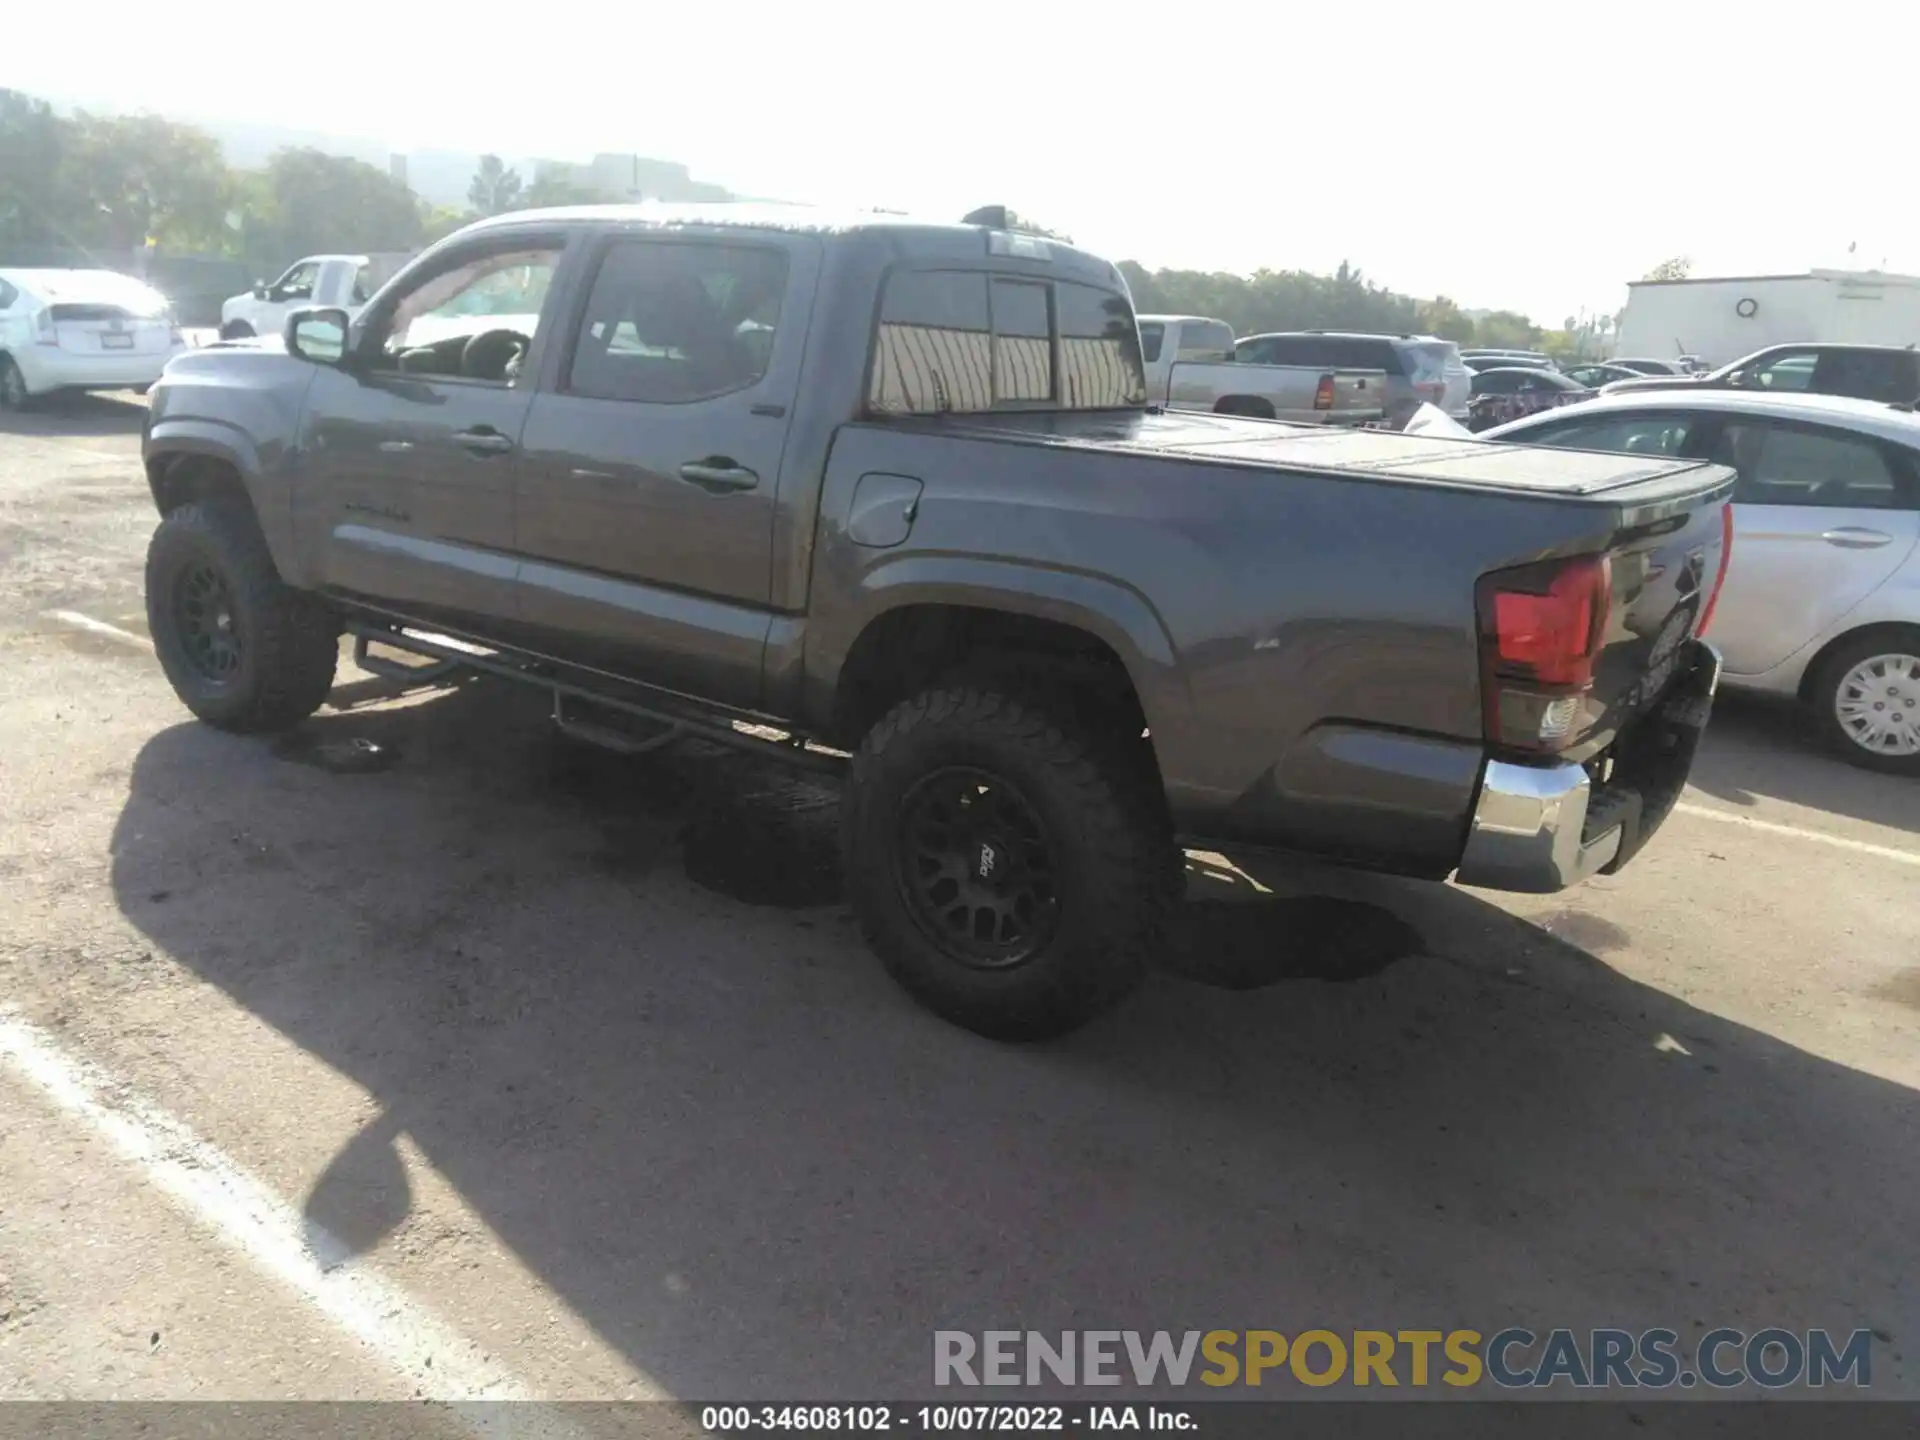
xmin=107 ymin=679 xmax=1918 ymax=1400
xmin=0 ymin=391 xmax=147 ymax=439
xmin=1686 ymin=690 xmax=1918 ymax=831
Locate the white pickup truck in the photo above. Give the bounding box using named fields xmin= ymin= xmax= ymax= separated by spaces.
xmin=1138 ymin=314 xmax=1385 ymax=426
xmin=218 ymin=253 xmax=410 ymax=341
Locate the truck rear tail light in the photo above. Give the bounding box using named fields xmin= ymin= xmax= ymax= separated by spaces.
xmin=1696 ymin=502 xmax=1734 ymax=638
xmin=1313 ymin=374 xmax=1335 ymax=411
xmin=1475 ymin=552 xmax=1612 ymax=752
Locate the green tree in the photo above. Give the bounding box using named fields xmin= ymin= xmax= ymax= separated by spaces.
xmin=467 ymin=154 xmax=522 ymax=216
xmin=422 ymin=204 xmax=471 ymax=244
xmin=521 ymin=172 xmax=600 ymax=209
xmin=1470 ymin=310 xmax=1542 ymax=350
xmin=57 ymin=110 xmax=232 ymax=253
xmin=1416 ymin=295 xmax=1476 ymax=344
xmin=244 ymin=148 xmax=424 ymax=266
xmin=0 ymin=88 xmax=73 ymax=248
xmin=1642 ymin=256 xmax=1691 ymax=282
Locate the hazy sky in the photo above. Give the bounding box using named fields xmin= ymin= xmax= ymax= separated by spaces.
xmin=6 ymin=1 xmax=1914 ymax=324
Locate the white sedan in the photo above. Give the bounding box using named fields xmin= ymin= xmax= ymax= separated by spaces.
xmin=0 ymin=268 xmax=187 ymax=407
xmin=1486 ymin=389 xmax=1920 ymax=774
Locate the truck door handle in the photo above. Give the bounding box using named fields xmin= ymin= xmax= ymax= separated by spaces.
xmin=678 ymin=459 xmax=759 ymax=493
xmin=1821 ymin=527 xmax=1893 ymax=549
xmin=454 ymin=427 xmax=514 ymax=456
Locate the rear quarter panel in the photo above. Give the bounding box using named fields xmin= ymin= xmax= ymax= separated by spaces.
xmin=804 ymin=421 xmax=1659 ymax=868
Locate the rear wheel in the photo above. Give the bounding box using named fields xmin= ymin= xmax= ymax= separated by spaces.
xmin=146 ymin=499 xmax=339 ymax=732
xmin=218 ymin=321 xmax=255 ymax=341
xmin=842 ymin=685 xmax=1175 ymax=1041
xmin=1811 ymin=630 xmax=1920 ymax=775
xmin=0 ymin=355 xmax=27 ymax=409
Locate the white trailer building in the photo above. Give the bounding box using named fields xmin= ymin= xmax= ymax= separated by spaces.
xmin=1614 ymin=269 xmax=1920 ymax=368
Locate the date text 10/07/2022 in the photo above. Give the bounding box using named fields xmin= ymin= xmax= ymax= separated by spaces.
xmin=701 ymin=1406 xmax=1193 ymax=1432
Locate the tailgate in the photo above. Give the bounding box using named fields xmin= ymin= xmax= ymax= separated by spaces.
xmin=50 ymin=304 xmax=173 ymax=355
xmin=1586 ymin=486 xmax=1732 ymax=746
xmin=1475 ymin=469 xmax=1734 ymax=767
xmin=1325 ymin=369 xmax=1387 ymax=425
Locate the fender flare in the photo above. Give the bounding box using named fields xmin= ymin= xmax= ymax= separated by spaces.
xmin=817 ymin=552 xmax=1191 ymax=734
xmin=145 ymin=418 xmax=298 ymax=579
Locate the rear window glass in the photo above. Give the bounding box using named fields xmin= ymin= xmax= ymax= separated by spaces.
xmin=869 ymin=270 xmax=1145 ymax=414
xmin=1138 ymin=321 xmax=1165 ymax=364
xmin=1252 ymin=334 xmax=1402 ymax=375
xmin=1399 ymin=340 xmax=1459 ymax=380
xmin=1175 ymin=320 xmax=1234 ymax=360
xmin=992 ymin=279 xmax=1052 ymax=403
xmin=1056 ymin=281 xmax=1147 ymax=408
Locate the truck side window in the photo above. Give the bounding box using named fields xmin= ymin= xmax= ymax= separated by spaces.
xmin=275 ymin=263 xmax=319 ymax=302
xmin=373 ymin=244 xmax=562 ymax=382
xmin=1137 ymin=322 xmax=1165 ymax=365
xmin=567 ymin=240 xmax=787 ymax=404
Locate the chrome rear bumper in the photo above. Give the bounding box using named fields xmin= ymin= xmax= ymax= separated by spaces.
xmin=1455 ymin=642 xmax=1721 ymax=894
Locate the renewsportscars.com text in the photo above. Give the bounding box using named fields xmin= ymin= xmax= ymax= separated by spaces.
xmin=933 ymin=1328 xmax=1874 ymax=1390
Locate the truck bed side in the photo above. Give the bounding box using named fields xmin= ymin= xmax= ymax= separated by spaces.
xmin=801 ymin=411 xmax=1729 ymax=876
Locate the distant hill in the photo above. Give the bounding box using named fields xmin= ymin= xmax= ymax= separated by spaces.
xmin=23 ymin=91 xmax=738 ymax=210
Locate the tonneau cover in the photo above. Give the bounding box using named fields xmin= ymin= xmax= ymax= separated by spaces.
xmin=894 ymin=409 xmax=1732 ymax=502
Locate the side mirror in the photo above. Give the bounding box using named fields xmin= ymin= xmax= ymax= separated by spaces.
xmin=286 ymin=307 xmax=350 ymax=365
xmin=252 ymin=282 xmax=269 ymax=300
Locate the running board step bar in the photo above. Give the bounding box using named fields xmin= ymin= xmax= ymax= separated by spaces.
xmin=352 ymin=633 xmax=464 ymax=685
xmin=342 ymin=620 xmax=848 ymax=774
xmin=551 ymin=694 xmax=682 ymax=756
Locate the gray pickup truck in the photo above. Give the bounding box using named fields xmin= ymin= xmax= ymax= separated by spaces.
xmin=1137 ymin=314 xmax=1386 ymax=425
xmin=140 ymin=204 xmax=1732 ymax=1040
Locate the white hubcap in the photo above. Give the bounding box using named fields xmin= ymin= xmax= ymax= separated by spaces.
xmin=1834 ymin=652 xmax=1920 ymax=757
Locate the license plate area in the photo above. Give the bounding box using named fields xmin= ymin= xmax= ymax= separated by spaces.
xmin=1588 ymin=641 xmax=1719 ymax=872
xmin=102 ymin=332 xmax=134 ymax=349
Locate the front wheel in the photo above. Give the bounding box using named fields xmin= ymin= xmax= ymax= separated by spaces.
xmin=842 ymin=685 xmax=1176 ymax=1041
xmin=145 ymin=499 xmax=340 ymax=732
xmin=218 ymin=320 xmax=255 ymax=341
xmin=1811 ymin=630 xmax=1920 ymax=775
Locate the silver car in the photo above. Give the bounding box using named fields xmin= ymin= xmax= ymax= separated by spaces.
xmin=1485 ymin=389 xmax=1920 ymax=773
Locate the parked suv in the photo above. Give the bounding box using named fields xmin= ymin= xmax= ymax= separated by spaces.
xmin=1235 ymin=331 xmax=1471 ymax=426
xmin=1603 ymin=343 xmax=1920 ymax=404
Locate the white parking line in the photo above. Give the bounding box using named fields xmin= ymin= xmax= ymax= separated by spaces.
xmin=0 ymin=1010 xmax=596 ymax=1429
xmin=1675 ymin=802 xmax=1918 ymax=868
xmin=45 ymin=609 xmax=152 ymax=650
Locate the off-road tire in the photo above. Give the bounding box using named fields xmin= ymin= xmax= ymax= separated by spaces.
xmin=842 ymin=685 xmax=1176 ymax=1041
xmin=0 ymin=355 xmax=28 ymax=410
xmin=145 ymin=499 xmax=339 ymax=732
xmin=1809 ymin=628 xmax=1920 ymax=776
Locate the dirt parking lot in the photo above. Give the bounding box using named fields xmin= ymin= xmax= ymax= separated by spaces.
xmin=1 ymin=396 xmax=1916 ymax=1411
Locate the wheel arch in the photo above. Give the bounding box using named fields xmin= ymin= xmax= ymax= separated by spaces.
xmin=813 ymin=561 xmax=1188 ymax=763
xmin=1797 ymin=619 xmax=1920 ymax=703
xmin=145 ymin=424 xmax=302 ymax=584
